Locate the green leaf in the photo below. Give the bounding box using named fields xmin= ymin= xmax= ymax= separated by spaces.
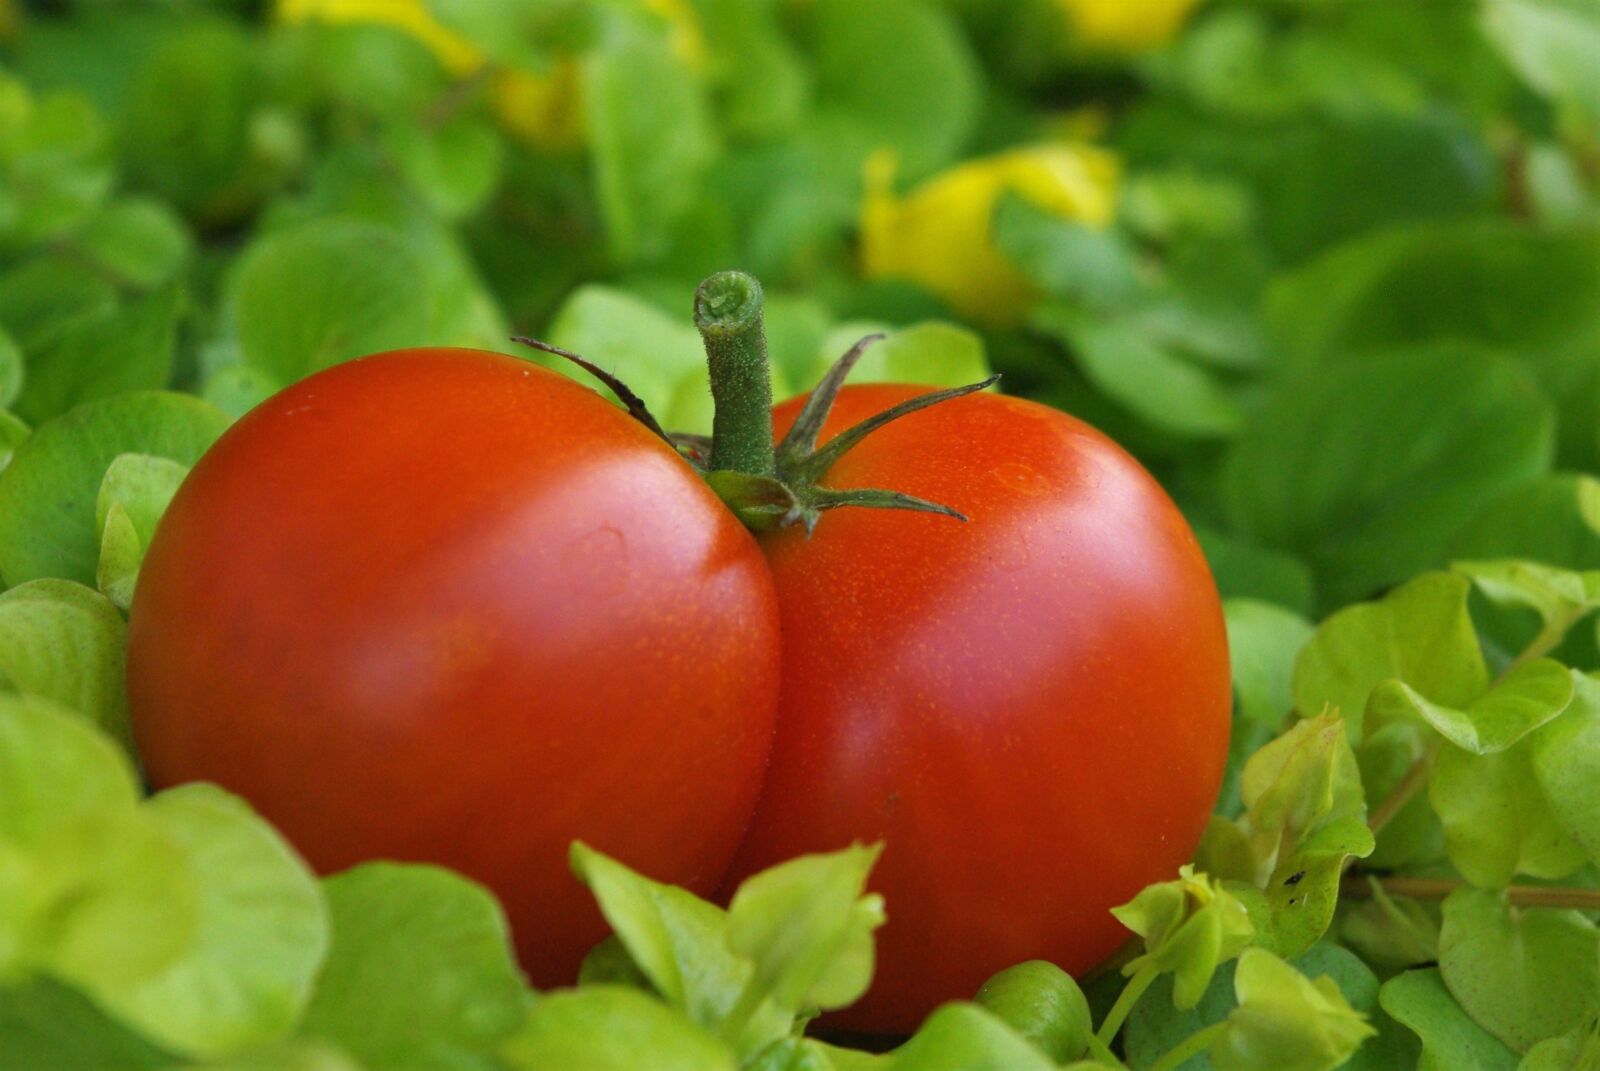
xmin=569 ymin=843 xmax=787 ymax=1050
xmin=183 ymin=1040 xmax=365 ymax=1071
xmin=200 ymin=364 xmax=280 ymax=422
xmin=1293 ymin=572 xmax=1489 ymax=739
xmin=300 ymin=864 xmax=532 ymax=1071
xmin=1224 ymin=346 xmax=1555 ymax=609
xmin=1465 ymin=556 xmax=1600 ymax=614
xmin=0 ymin=327 xmax=21 ymax=410
xmin=1124 ymin=945 xmax=1404 ymax=1071
xmin=0 ymin=391 xmax=229 ymax=587
xmin=97 ymin=505 xmax=142 ymax=614
xmin=689 ymin=0 xmax=809 ymax=141
xmin=231 ymin=221 xmax=432 ymax=386
xmin=0 ymin=695 xmax=195 ymax=998
xmin=1226 ymin=600 xmax=1316 ymax=728
xmin=90 ymin=785 xmax=327 ymax=1059
xmin=0 ymin=693 xmax=139 ymax=848
xmin=0 ymin=257 xmax=116 ymax=359
xmin=70 ymin=198 xmax=193 ymax=289
xmin=1195 ymin=528 xmax=1316 ymax=617
xmin=120 ymin=20 xmax=274 ymax=223
xmin=748 ymin=1035 xmax=873 ymax=1071
xmin=382 ymin=115 xmax=504 ymax=221
xmin=576 ymin=933 xmax=653 ymax=991
xmin=1226 ymin=714 xmax=1373 ymax=957
xmin=0 ymin=978 xmax=173 ymax=1071
xmin=1262 ymin=222 xmax=1600 ymax=468
xmin=1451 ymin=475 xmax=1600 ymax=570
xmin=1381 ymin=968 xmax=1519 ymax=1071
xmin=1440 ymin=888 xmax=1600 ymax=1053
xmin=1123 ymin=961 xmax=1242 ymax=1071
xmin=1531 ymin=673 xmax=1600 ymax=862
xmin=0 ymin=579 xmax=130 ymax=747
xmin=0 ymin=411 xmax=26 ymax=476
xmin=582 ymin=28 xmax=713 ymax=265
xmin=500 ymin=986 xmax=738 ymax=1071
xmin=1431 ymin=739 xmax=1587 ymax=887
xmin=1455 ymin=560 xmax=1600 ymax=660
xmin=726 ymin=844 xmax=885 ymax=1015
xmin=1237 ymin=715 xmax=1367 ymax=877
xmin=1113 ymin=867 xmax=1255 ymax=1010
xmin=972 ymin=961 xmax=1092 ymax=1064
xmin=93 ymin=453 xmax=189 ymax=612
xmin=1371 ymin=659 xmax=1575 ymax=754
xmin=890 ymin=1003 xmax=1057 ymax=1071
xmin=1481 ymin=0 xmax=1600 ymax=120
xmin=15 ymin=284 xmax=183 ymax=424
xmin=14 ymin=806 xmax=198 ymax=1002
xmin=1211 ymin=949 xmax=1375 ymax=1071
xmin=1518 ymin=1018 xmax=1600 ymax=1071
xmin=993 ymin=196 xmax=1143 ymax=311
xmin=809 ymin=0 xmax=980 ymax=178
xmin=1339 ymin=880 xmax=1440 ymax=972
xmin=542 ymin=285 xmax=736 ymax=435
xmin=1032 ymin=305 xmax=1242 ymax=439
xmin=808 ymin=321 xmax=990 ymax=393
xmin=421 ymin=0 xmax=577 ymax=69
xmin=0 ymin=83 xmax=114 ymax=246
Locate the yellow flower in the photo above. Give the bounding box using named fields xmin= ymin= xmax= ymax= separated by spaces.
xmin=277 ymin=0 xmax=705 ymax=151
xmin=276 ymin=0 xmax=482 ymax=76
xmin=860 ymin=143 xmax=1120 ymax=327
xmin=642 ymin=0 xmax=709 ymax=73
xmin=1057 ymin=0 xmax=1205 ymax=51
xmin=493 ymin=61 xmax=586 ymax=152
xmin=491 ymin=2 xmax=701 ymax=152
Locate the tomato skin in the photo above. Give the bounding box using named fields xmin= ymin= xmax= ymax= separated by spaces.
xmin=127 ymin=349 xmax=781 ymax=984
xmin=729 ymin=385 xmax=1231 ymax=1033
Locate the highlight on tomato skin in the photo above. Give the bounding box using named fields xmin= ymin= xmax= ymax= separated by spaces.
xmin=726 ymin=383 xmax=1232 ymax=1034
xmin=125 ymin=347 xmax=783 ymax=986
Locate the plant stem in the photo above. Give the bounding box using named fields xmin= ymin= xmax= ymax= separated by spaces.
xmin=695 ymin=271 xmax=776 ymax=477
xmin=1147 ymin=1023 xmax=1228 ymax=1071
xmin=1094 ymin=964 xmax=1159 ymax=1049
xmin=1364 ymin=740 xmax=1439 ymax=841
xmin=1498 ymin=610 xmax=1581 ymax=681
xmin=1343 ymin=874 xmax=1600 ymax=911
xmin=1085 ymin=1033 xmax=1124 ymax=1067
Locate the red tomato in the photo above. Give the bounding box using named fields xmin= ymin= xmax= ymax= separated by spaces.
xmin=127 ymin=349 xmax=781 ymax=984
xmin=728 ymin=385 xmax=1231 ymax=1033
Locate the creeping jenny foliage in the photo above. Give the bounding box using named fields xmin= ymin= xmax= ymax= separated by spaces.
xmin=1 ymin=0 xmax=1598 ymax=1067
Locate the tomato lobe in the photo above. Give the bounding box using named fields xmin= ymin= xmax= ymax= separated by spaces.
xmin=731 ymin=384 xmax=1231 ymax=1032
xmin=128 ymin=349 xmax=781 ymax=984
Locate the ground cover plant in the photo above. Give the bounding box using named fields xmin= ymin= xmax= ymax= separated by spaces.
xmin=1 ymin=0 xmax=1599 ymax=1067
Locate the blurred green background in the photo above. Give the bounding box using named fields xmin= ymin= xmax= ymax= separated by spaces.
xmin=2 ymin=0 xmax=1598 ymax=616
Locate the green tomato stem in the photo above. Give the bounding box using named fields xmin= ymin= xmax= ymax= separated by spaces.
xmin=696 ymin=271 xmax=777 ymax=478
xmin=1094 ymin=964 xmax=1160 ymax=1049
xmin=1147 ymin=1022 xmax=1228 ymax=1071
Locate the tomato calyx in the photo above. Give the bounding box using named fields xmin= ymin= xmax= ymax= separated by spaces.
xmin=518 ymin=270 xmax=999 ymax=535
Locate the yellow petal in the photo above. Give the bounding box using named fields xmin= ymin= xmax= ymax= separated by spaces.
xmin=860 ymin=144 xmax=1121 ymax=327
xmin=494 ymin=61 xmax=586 ymax=153
xmin=1057 ymin=0 xmax=1205 ymax=51
xmin=276 ymin=0 xmax=484 ymax=76
xmin=641 ymin=0 xmax=709 ymax=73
